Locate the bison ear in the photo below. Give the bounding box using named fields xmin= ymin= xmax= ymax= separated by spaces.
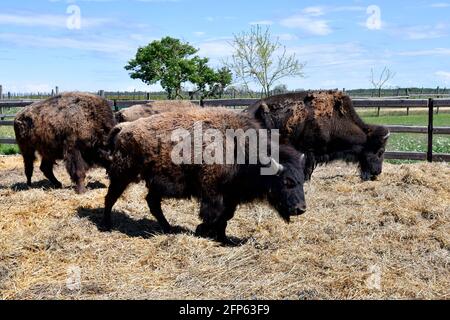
xmin=253 ymin=103 xmax=276 ymax=129
xmin=364 ymin=127 xmax=373 ymax=135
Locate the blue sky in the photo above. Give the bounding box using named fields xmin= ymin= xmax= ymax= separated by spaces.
xmin=1 ymin=0 xmax=450 ymax=93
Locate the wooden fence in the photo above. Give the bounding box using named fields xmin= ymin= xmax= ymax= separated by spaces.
xmin=1 ymin=98 xmax=449 ymax=162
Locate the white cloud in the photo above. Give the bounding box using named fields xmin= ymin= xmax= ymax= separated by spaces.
xmin=277 ymin=33 xmax=299 ymax=41
xmin=302 ymin=6 xmax=325 ymax=17
xmin=249 ymin=20 xmax=273 ymax=26
xmin=0 ymin=13 xmax=110 ymax=29
xmin=302 ymin=5 xmax=365 ymax=16
xmin=280 ymin=15 xmax=332 ymax=36
xmin=286 ymin=43 xmax=373 ymax=68
xmin=0 ymin=32 xmax=135 ymax=56
xmin=278 ymin=5 xmax=362 ymax=36
xmin=435 ymin=71 xmax=450 ymax=80
xmin=193 ymin=31 xmax=206 ymax=37
xmin=396 ymin=48 xmax=450 ymax=56
xmin=197 ymin=39 xmax=233 ymax=59
xmin=430 ymin=3 xmax=450 ymax=8
xmin=397 ymin=24 xmax=449 ymax=40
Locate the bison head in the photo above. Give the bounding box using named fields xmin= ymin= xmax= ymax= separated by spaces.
xmin=360 ymin=126 xmax=390 ymax=181
xmin=266 ymin=146 xmax=307 ymax=222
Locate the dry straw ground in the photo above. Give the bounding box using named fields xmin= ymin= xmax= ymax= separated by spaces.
xmin=0 ymin=155 xmax=449 ymax=300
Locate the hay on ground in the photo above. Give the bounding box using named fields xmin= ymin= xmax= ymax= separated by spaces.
xmin=0 ymin=155 xmax=448 ymax=299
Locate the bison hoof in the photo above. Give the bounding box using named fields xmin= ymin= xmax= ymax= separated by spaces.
xmin=53 ymin=182 xmax=63 ymax=189
xmin=195 ymin=223 xmax=216 ymax=239
xmin=161 ymin=225 xmax=173 ymax=234
xmin=75 ymin=186 xmax=87 ymax=194
xmin=100 ymin=220 xmax=112 ymax=232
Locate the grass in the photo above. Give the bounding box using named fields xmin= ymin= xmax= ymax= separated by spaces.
xmin=361 ymin=114 xmax=450 ymax=158
xmin=0 ymin=156 xmax=448 ymax=299
xmin=0 ymin=144 xmax=19 ymax=155
xmin=362 ymin=113 xmax=450 ymax=126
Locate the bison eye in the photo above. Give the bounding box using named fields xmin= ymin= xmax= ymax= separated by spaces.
xmin=284 ymin=177 xmax=297 ymax=189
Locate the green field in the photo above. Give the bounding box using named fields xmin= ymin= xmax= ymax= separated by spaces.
xmin=1 ymin=113 xmax=449 ymax=156
xmin=362 ymin=114 xmax=450 ymax=157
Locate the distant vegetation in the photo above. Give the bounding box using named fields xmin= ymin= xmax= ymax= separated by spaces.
xmin=3 ymin=86 xmax=449 ymax=101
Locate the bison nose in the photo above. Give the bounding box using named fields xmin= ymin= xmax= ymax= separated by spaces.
xmin=295 ymin=204 xmax=307 ymax=215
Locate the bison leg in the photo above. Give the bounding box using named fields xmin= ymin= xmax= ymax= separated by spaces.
xmin=102 ymin=178 xmax=130 ymax=231
xmin=196 ymin=196 xmax=229 ymax=242
xmin=64 ymin=147 xmax=88 ymax=194
xmin=22 ymin=149 xmax=36 ymax=187
xmin=146 ymin=192 xmax=172 ymax=233
xmin=40 ymin=158 xmax=62 ymax=188
xmin=304 ymin=153 xmax=316 ymax=181
xmin=214 ymin=200 xmax=238 ymax=244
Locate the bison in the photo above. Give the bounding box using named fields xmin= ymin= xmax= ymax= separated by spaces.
xmin=115 ymin=100 xmax=199 ymax=123
xmin=246 ymin=91 xmax=390 ymax=181
xmin=102 ymin=108 xmax=307 ymax=243
xmin=14 ymin=92 xmax=116 ymax=194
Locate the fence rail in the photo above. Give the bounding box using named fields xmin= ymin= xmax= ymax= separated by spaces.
xmin=1 ymin=98 xmax=449 ymax=162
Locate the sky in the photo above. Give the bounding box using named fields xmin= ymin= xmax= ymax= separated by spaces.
xmin=0 ymin=0 xmax=450 ymax=93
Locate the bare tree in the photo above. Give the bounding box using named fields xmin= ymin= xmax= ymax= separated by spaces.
xmin=225 ymin=25 xmax=305 ymax=98
xmin=370 ymin=67 xmax=396 ymax=97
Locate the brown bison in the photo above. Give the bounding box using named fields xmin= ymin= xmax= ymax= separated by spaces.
xmin=103 ymin=108 xmax=307 ymax=244
xmin=14 ymin=92 xmax=116 ymax=194
xmin=115 ymin=100 xmax=199 ymax=123
xmin=247 ymin=91 xmax=390 ymax=181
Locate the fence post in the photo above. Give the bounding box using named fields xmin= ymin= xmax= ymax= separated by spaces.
xmin=146 ymin=92 xmax=150 ymax=100
xmin=114 ymin=99 xmax=119 ymax=112
xmin=427 ymin=98 xmax=434 ymax=163
xmin=0 ymin=85 xmax=3 ymax=115
xmin=8 ymin=92 xmax=11 ymax=100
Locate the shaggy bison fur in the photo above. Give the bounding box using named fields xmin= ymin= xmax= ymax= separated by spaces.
xmin=103 ymin=108 xmax=307 ymax=243
xmin=115 ymin=100 xmax=199 ymax=123
xmin=14 ymin=92 xmax=116 ymax=193
xmin=247 ymin=91 xmax=390 ymax=181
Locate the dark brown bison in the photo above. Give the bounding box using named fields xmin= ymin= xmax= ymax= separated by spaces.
xmin=246 ymin=91 xmax=390 ymax=181
xmin=115 ymin=100 xmax=199 ymax=123
xmin=103 ymin=108 xmax=307 ymax=244
xmin=14 ymin=92 xmax=116 ymax=194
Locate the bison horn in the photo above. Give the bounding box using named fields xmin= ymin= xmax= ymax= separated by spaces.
xmin=270 ymin=158 xmax=284 ymax=176
xmin=383 ymin=132 xmax=391 ymax=140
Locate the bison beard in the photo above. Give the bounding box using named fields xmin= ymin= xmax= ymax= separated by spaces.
xmin=14 ymin=93 xmax=116 ymax=194
xmin=102 ymin=108 xmax=307 ymax=244
xmin=246 ymin=91 xmax=390 ymax=181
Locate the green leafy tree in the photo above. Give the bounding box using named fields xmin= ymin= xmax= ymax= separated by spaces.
xmin=214 ymin=67 xmax=233 ymax=98
xmin=190 ymin=60 xmax=233 ymax=101
xmin=125 ymin=37 xmax=198 ymax=99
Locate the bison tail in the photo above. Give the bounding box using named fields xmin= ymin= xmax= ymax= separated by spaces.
xmin=13 ymin=116 xmax=33 ymax=143
xmin=95 ymin=126 xmax=123 ymax=170
xmin=107 ymin=126 xmax=123 ymax=152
